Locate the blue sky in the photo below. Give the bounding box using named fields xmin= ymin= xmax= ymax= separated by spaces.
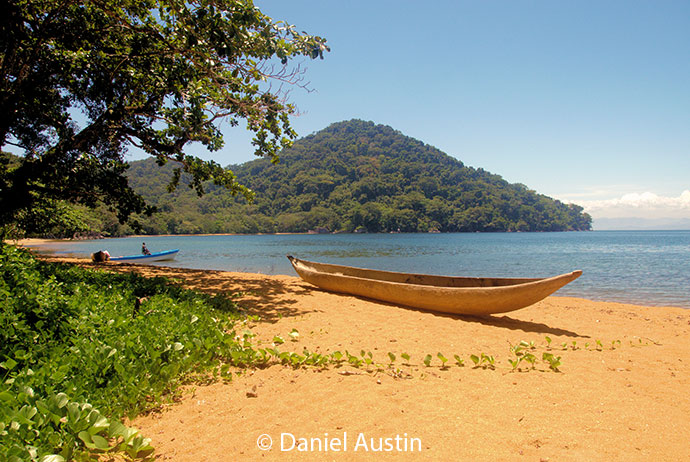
xmin=156 ymin=1 xmax=690 ymax=223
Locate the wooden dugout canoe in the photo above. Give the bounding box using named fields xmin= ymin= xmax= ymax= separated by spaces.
xmin=287 ymin=256 xmax=582 ymax=316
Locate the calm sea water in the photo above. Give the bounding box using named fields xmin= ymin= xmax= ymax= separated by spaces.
xmin=48 ymin=231 xmax=690 ymax=308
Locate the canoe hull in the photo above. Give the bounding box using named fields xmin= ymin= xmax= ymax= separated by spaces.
xmin=287 ymin=256 xmax=581 ymax=316
xmin=110 ymin=249 xmax=179 ymax=263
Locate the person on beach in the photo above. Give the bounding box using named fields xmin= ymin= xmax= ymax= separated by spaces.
xmin=142 ymin=242 xmax=151 ymax=255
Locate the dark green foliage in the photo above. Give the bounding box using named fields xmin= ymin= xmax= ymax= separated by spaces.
xmin=0 ymin=245 xmax=249 ymax=460
xmin=0 ymin=0 xmax=328 ymax=233
xmin=123 ymin=120 xmax=592 ymax=234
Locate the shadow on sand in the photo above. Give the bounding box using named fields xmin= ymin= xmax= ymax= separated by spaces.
xmin=73 ymin=261 xmax=316 ymax=323
xmin=456 ymin=314 xmax=587 ymax=338
xmin=53 ymin=258 xmax=587 ymax=336
xmin=304 ymin=285 xmax=588 ymax=338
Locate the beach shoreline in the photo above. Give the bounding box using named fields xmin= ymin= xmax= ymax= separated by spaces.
xmin=14 ymin=250 xmax=690 ymax=460
xmin=16 ymin=237 xmax=689 ymax=310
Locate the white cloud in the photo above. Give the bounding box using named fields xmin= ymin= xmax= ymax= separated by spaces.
xmin=563 ymin=190 xmax=690 ymax=219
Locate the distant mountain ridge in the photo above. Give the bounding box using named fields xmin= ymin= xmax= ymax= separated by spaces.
xmin=125 ymin=120 xmax=592 ymax=234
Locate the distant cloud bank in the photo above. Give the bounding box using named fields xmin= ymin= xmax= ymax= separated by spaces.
xmin=564 ymin=190 xmax=690 ymax=220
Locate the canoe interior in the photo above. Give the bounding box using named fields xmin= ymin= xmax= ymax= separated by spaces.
xmin=287 ymin=255 xmax=543 ymax=288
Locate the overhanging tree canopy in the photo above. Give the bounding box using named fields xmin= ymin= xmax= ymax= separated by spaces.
xmin=0 ymin=0 xmax=328 ymax=230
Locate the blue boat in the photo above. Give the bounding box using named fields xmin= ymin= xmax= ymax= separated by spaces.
xmin=109 ymin=249 xmax=179 ymax=263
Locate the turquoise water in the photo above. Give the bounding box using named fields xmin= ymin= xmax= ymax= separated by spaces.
xmin=50 ymin=231 xmax=690 ymax=308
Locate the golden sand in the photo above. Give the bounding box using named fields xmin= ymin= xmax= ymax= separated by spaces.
xmin=24 ymin=254 xmax=687 ymax=462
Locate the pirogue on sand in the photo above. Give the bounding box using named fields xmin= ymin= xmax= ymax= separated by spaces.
xmin=288 ymin=256 xmax=582 ymax=316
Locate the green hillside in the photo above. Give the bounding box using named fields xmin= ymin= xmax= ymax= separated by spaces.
xmin=125 ymin=119 xmax=591 ymax=234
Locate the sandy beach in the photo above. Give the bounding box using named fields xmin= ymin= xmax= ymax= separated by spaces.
xmin=27 ymin=250 xmax=690 ymax=462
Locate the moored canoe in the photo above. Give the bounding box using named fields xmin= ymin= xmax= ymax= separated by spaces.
xmin=110 ymin=249 xmax=180 ymax=263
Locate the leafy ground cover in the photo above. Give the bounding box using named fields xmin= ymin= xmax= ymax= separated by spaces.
xmin=0 ymin=245 xmax=252 ymax=461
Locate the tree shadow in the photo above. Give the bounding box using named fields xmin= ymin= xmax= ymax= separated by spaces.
xmin=41 ymin=257 xmax=589 ymax=336
xmin=76 ymin=261 xmax=316 ymax=323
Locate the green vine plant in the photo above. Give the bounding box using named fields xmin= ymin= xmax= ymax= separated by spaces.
xmin=229 ymin=331 xmax=660 ymax=380
xmin=470 ymin=353 xmax=496 ymax=370
xmin=241 ymin=330 xmax=575 ymax=378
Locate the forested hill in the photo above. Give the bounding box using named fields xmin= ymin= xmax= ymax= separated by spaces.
xmin=126 ymin=119 xmax=592 ymax=234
